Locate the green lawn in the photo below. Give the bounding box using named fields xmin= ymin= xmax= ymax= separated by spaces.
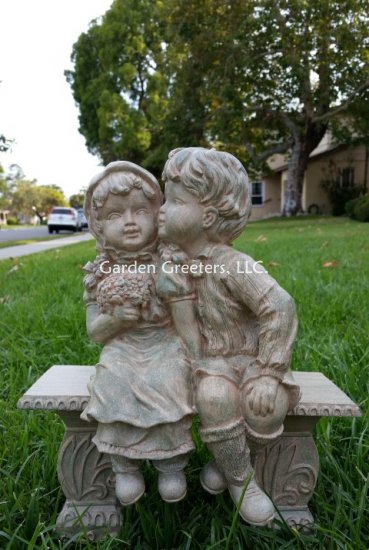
xmin=0 ymin=216 xmax=368 ymax=548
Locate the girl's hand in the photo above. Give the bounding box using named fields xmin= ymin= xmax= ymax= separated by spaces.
xmin=114 ymin=304 xmax=140 ymax=322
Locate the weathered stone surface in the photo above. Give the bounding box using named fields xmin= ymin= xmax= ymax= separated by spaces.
xmin=17 ymin=366 xmax=361 ymax=418
xmin=254 ymin=430 xmax=319 ymax=529
xmin=55 ymin=413 xmax=121 ymax=539
xmin=18 ymin=365 xmax=360 ymax=535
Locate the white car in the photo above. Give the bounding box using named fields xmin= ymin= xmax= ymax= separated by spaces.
xmin=47 ymin=207 xmax=81 ymax=233
xmin=77 ymin=208 xmax=88 ymax=229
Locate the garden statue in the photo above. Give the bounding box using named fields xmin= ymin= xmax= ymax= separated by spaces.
xmin=82 ymin=149 xmax=300 ymax=527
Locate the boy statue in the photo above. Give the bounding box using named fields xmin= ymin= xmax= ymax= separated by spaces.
xmin=157 ymin=147 xmax=300 ymax=526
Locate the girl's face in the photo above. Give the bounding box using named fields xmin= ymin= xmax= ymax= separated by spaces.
xmin=97 ymin=188 xmax=157 ymax=252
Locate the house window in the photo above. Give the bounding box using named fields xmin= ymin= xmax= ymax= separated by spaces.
xmin=339 ymin=167 xmax=355 ymax=187
xmin=251 ymin=181 xmax=263 ymax=205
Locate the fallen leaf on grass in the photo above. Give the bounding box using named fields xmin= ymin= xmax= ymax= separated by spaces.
xmin=268 ymin=261 xmax=279 ymax=268
xmin=255 ymin=235 xmax=267 ymax=243
xmin=0 ymin=295 xmax=10 ymax=304
xmin=322 ymin=261 xmax=338 ymax=268
xmin=320 ymin=241 xmax=329 ymax=248
xmin=7 ymin=264 xmax=19 ymax=274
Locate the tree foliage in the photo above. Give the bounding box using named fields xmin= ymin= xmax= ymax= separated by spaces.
xmin=68 ymin=0 xmax=369 ymax=213
xmin=0 ymin=164 xmax=10 ymax=210
xmin=10 ymin=181 xmax=67 ymax=220
xmin=0 ymin=134 xmax=12 ymax=153
xmin=69 ymin=189 xmax=87 ymax=208
xmin=0 ymin=164 xmax=67 ymax=220
xmin=167 ymin=0 xmax=369 ymax=214
xmin=66 ymin=0 xmax=170 ymax=175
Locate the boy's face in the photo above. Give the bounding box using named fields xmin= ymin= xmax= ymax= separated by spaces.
xmin=158 ymin=180 xmax=205 ymax=246
xmin=98 ymin=188 xmax=157 ymax=252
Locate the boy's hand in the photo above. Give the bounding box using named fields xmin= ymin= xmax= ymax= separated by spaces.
xmin=243 ymin=376 xmax=280 ymax=416
xmin=114 ymin=304 xmax=140 ymax=323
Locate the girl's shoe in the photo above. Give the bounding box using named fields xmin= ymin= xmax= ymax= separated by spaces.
xmin=115 ymin=471 xmax=145 ymax=506
xmin=158 ymin=471 xmax=187 ymax=503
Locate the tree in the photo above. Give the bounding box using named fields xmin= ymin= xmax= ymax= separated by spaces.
xmin=0 ymin=134 xmax=12 ymax=153
xmin=167 ymin=0 xmax=369 ymax=214
xmin=66 ymin=0 xmax=170 ymax=175
xmin=10 ymin=180 xmax=67 ymax=221
xmin=69 ymin=189 xmax=87 ymax=208
xmin=36 ymin=185 xmax=68 ymax=220
xmin=66 ymin=0 xmax=213 ymax=176
xmin=0 ymin=164 xmax=22 ymax=210
xmin=68 ymin=1 xmax=369 ymax=214
xmin=0 ymin=164 xmax=11 ymax=209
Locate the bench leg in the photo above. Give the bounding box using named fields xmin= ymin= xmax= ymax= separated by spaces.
xmin=254 ymin=417 xmax=320 ymax=530
xmin=56 ymin=412 xmax=122 ymax=540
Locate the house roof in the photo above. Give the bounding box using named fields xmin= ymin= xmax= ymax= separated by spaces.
xmin=267 ymin=132 xmax=341 ymax=173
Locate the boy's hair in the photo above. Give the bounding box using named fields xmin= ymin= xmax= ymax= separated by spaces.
xmin=84 ymin=161 xmax=162 ymax=243
xmin=162 ymin=147 xmax=251 ymax=242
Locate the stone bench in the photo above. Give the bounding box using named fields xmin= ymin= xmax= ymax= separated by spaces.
xmin=17 ymin=365 xmax=361 ymax=540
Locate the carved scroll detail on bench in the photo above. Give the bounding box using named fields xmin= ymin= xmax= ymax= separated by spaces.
xmin=17 ymin=396 xmax=90 ymax=411
xmin=57 ymin=432 xmax=115 ymax=502
xmin=290 ymin=403 xmax=361 ymax=417
xmin=254 ymin=435 xmax=319 ymax=509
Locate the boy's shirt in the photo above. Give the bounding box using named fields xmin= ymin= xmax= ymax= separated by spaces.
xmin=157 ymin=242 xmax=299 ymax=407
xmin=183 ymin=244 xmax=298 ymax=398
xmin=192 ymin=244 xmax=296 ymax=364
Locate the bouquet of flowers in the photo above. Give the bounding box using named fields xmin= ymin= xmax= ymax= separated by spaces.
xmin=96 ymin=272 xmax=153 ymax=315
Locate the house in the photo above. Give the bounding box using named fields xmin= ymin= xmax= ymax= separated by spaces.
xmin=0 ymin=210 xmax=9 ymax=225
xmin=249 ymin=134 xmax=369 ymax=220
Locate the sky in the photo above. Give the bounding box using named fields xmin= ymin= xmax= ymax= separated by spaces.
xmin=0 ymin=0 xmax=113 ymax=199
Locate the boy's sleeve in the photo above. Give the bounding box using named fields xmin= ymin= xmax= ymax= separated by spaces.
xmin=223 ymin=252 xmax=297 ymax=381
xmin=156 ymin=261 xmax=196 ymax=303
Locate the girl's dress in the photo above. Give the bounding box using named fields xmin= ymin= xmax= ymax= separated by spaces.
xmin=81 ymin=251 xmax=195 ymax=461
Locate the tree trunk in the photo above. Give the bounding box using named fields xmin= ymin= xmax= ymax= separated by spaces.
xmin=282 ymin=138 xmax=305 ymax=216
xmin=282 ymin=123 xmax=327 ymax=216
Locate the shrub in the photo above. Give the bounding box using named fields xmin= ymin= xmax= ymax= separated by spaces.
xmin=6 ymin=216 xmax=18 ymax=225
xmin=346 ymin=194 xmax=369 ymax=222
xmin=321 ymin=178 xmax=361 ymax=216
xmin=345 ymin=197 xmax=358 ymax=217
xmin=321 ymin=160 xmax=361 ymax=216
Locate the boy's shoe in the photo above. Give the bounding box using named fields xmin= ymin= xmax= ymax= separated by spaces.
xmin=115 ymin=471 xmax=145 ymax=506
xmin=200 ymin=460 xmax=227 ymax=494
xmin=228 ymin=478 xmax=274 ymax=526
xmin=158 ymin=471 xmax=187 ymax=503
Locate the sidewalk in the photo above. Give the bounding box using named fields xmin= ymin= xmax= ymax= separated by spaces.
xmin=0 ymin=233 xmax=94 ymax=261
